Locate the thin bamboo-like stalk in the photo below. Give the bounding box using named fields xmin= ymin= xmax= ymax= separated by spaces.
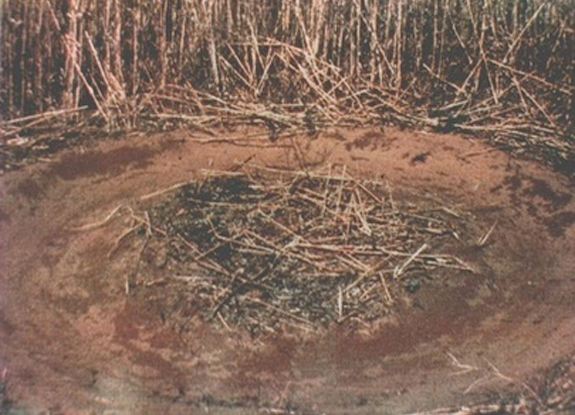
xmin=62 ymin=0 xmax=77 ymax=109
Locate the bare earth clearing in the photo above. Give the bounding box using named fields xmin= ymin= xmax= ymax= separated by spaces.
xmin=0 ymin=127 xmax=574 ymax=414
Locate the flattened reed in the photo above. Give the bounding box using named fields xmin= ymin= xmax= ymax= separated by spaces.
xmin=131 ymin=167 xmax=477 ymax=334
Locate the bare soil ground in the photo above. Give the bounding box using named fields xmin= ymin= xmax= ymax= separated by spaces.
xmin=0 ymin=127 xmax=574 ymax=414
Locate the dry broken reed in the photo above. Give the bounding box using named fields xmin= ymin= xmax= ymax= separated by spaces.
xmin=1 ymin=0 xmax=574 ymax=167
xmin=407 ymin=353 xmax=575 ymax=414
xmin=123 ymin=167 xmax=476 ymax=335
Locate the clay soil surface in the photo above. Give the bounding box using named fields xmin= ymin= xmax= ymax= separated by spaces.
xmin=0 ymin=127 xmax=574 ymax=414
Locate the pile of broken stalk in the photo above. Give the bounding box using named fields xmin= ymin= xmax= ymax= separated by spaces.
xmin=131 ymin=166 xmax=478 ymax=336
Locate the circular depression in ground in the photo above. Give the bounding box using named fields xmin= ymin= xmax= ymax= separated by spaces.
xmin=0 ymin=127 xmax=574 ymax=414
xmin=130 ymin=167 xmax=487 ymax=338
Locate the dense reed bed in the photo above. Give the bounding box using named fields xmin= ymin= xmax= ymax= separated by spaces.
xmin=1 ymin=0 xmax=574 ymax=164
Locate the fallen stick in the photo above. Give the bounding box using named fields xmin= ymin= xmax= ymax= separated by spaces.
xmin=477 ymin=221 xmax=497 ymax=247
xmin=393 ymin=243 xmax=428 ymax=279
xmin=70 ymin=204 xmax=125 ymax=231
xmin=140 ymin=181 xmax=192 ymax=201
xmin=4 ymin=107 xmax=89 ymax=126
xmin=379 ymin=272 xmax=393 ymax=304
xmin=108 ymin=224 xmax=142 ymax=258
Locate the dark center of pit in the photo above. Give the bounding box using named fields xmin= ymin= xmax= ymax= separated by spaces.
xmin=132 ymin=168 xmax=481 ymax=336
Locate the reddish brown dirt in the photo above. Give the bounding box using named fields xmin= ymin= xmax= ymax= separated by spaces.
xmin=0 ymin=127 xmax=574 ymax=414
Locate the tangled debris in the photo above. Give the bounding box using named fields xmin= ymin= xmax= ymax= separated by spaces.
xmin=130 ymin=167 xmax=480 ymax=335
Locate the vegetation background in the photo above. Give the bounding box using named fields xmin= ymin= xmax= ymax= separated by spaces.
xmin=1 ymin=0 xmax=574 ymax=168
